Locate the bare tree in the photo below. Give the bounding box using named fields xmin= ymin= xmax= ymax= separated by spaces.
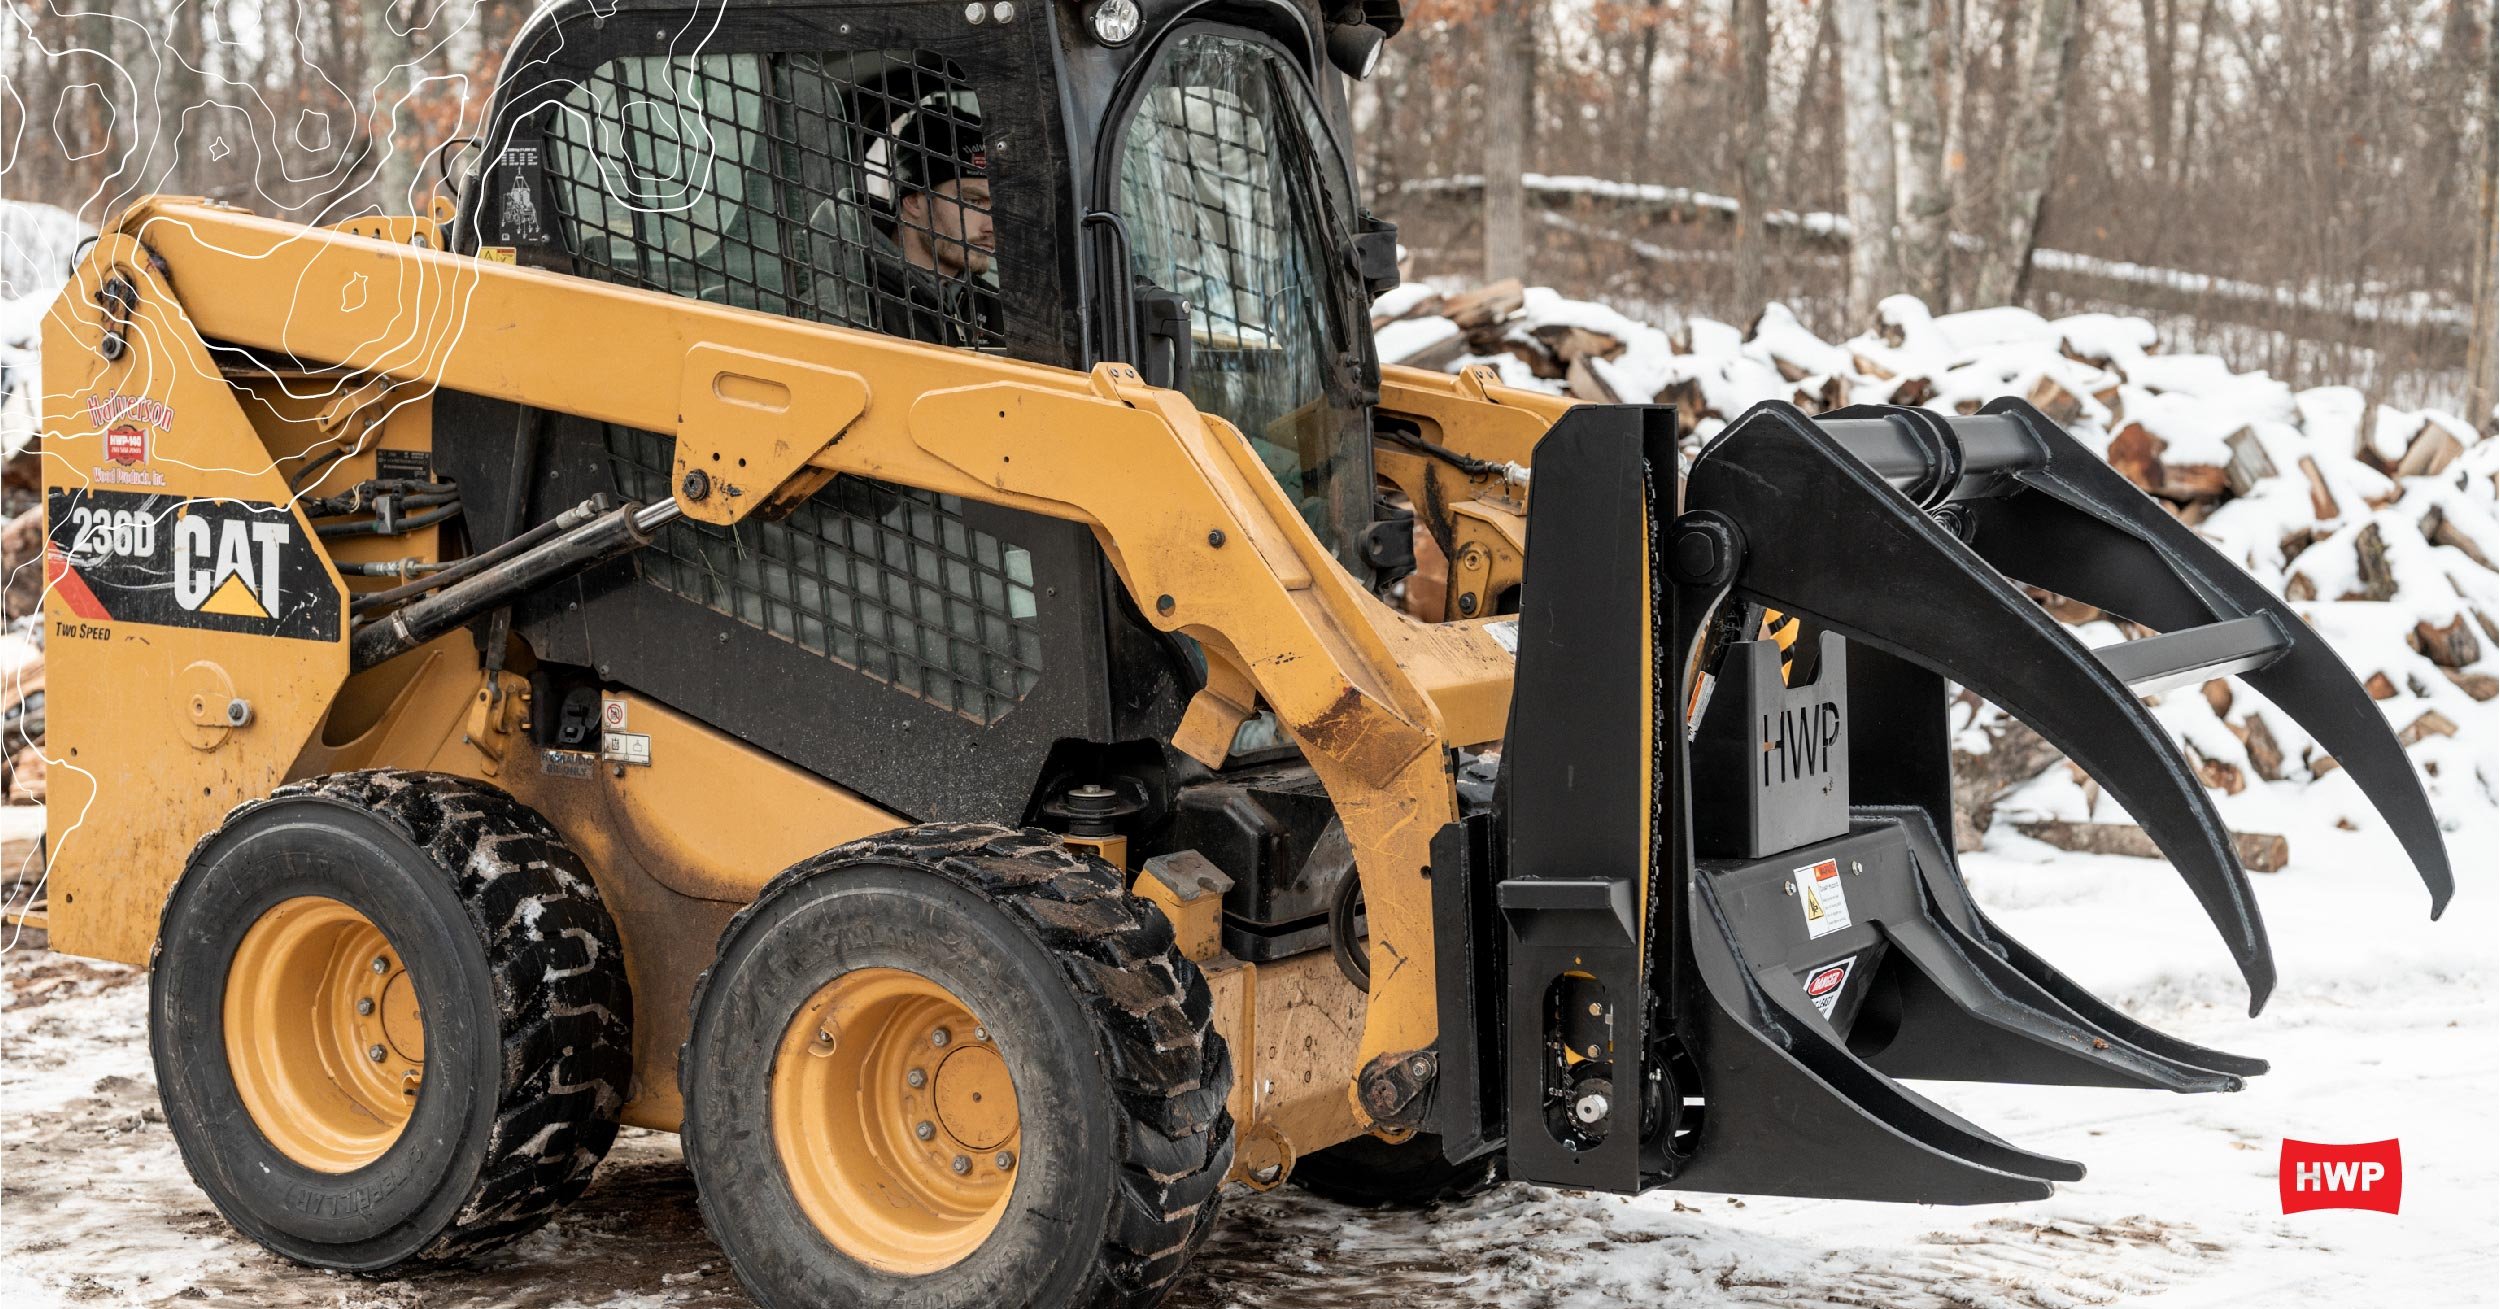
xmin=2468 ymin=108 xmax=2497 ymax=427
xmin=360 ymin=0 xmax=420 ymax=210
xmin=1835 ymin=0 xmax=1898 ymax=317
xmin=1888 ymin=0 xmax=1953 ymax=306
xmin=1630 ymin=0 xmax=1666 ymax=170
xmin=1970 ymin=0 xmax=2079 ymax=306
xmin=1482 ymin=1 xmax=1531 ymax=283
xmin=1733 ymin=0 xmax=1772 ymax=313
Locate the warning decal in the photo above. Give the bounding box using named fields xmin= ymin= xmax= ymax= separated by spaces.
xmin=44 ymin=488 xmax=341 ymax=643
xmin=1797 ymin=857 xmax=1852 ymax=939
xmin=1802 ymin=955 xmax=1857 ymax=1019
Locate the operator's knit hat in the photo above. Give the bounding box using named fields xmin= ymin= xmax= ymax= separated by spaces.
xmin=891 ymin=109 xmax=989 ymax=194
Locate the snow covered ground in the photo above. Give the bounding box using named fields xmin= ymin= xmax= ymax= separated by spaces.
xmin=6 ymin=815 xmax=2489 ymax=1308
xmin=3 ymin=224 xmax=2494 ymax=1304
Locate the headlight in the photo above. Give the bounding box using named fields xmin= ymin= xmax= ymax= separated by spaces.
xmin=1086 ymin=0 xmax=1142 ymax=45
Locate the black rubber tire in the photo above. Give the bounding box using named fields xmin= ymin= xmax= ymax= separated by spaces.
xmin=150 ymin=770 xmax=634 ymax=1271
xmin=1289 ymin=1132 xmax=1502 ymax=1208
xmin=682 ymin=823 xmax=1234 ymax=1309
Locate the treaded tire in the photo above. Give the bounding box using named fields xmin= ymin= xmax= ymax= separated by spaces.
xmin=150 ymin=769 xmax=633 ymax=1270
xmin=682 ymin=822 xmax=1234 ymax=1309
xmin=1289 ymin=1131 xmax=1502 ymax=1208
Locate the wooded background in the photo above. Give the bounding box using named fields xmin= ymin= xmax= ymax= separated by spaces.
xmin=3 ymin=0 xmax=2494 ymax=411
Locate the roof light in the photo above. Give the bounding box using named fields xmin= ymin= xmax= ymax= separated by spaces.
xmin=1325 ymin=21 xmax=1385 ymax=80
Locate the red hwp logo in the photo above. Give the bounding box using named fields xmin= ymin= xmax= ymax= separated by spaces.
xmin=105 ymin=423 xmax=147 ymax=466
xmin=2279 ymin=1138 xmax=2402 ymax=1214
xmin=1805 ymin=965 xmax=1849 ymax=997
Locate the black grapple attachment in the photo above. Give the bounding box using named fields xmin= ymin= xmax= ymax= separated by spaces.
xmin=1475 ymin=400 xmax=2450 ymax=1203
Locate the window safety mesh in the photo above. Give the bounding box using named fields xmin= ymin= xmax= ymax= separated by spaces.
xmin=544 ymin=50 xmax=1003 ymax=350
xmin=605 ymin=426 xmax=1044 ymax=724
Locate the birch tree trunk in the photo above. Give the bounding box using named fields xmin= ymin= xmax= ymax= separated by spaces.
xmin=1482 ymin=3 xmax=1531 ymax=283
xmin=1784 ymin=0 xmax=1839 ymax=202
xmin=1735 ymin=0 xmax=1772 ymax=314
xmin=1969 ymin=0 xmax=2080 ymax=307
xmin=1834 ymin=0 xmax=1899 ymax=320
xmin=1888 ymin=0 xmax=1952 ymax=307
xmin=2466 ymin=117 xmax=2498 ymax=428
xmin=362 ymin=0 xmax=421 ymax=212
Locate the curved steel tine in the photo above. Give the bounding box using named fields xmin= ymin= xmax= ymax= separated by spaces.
xmin=1686 ymin=403 xmax=2276 ymax=1013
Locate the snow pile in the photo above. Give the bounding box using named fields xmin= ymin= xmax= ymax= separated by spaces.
xmin=1378 ymin=284 xmax=2500 ymax=850
xmin=3 ymin=201 xmax=87 ymax=460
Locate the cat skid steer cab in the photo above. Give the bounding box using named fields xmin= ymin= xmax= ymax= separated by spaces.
xmin=36 ymin=1 xmax=2447 ymax=1306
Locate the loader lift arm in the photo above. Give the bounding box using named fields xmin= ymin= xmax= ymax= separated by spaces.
xmin=63 ymin=198 xmax=1516 ymax=1130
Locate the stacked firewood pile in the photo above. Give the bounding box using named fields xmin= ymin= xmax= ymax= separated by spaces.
xmin=4 ymin=432 xmax=42 ymax=775
xmin=1377 ymin=283 xmax=2498 ymax=859
xmin=3 ymin=427 xmax=45 ymax=912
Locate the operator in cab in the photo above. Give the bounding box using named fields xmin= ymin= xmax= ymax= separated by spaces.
xmin=873 ymin=108 xmax=1002 ymax=349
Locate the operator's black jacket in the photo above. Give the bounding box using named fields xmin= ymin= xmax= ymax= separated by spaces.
xmin=867 ymin=242 xmax=1002 ymax=350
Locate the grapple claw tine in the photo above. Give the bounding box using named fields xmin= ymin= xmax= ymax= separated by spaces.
xmin=1682 ymin=404 xmax=2276 ymax=1012
xmin=1963 ymin=399 xmax=2452 ymax=917
xmin=1862 ymin=806 xmax=2262 ymax=1089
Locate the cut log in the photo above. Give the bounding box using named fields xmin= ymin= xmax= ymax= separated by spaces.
xmin=1850 ymin=350 xmax=1895 ymax=380
xmin=3 ymin=747 xmax=41 ymax=804
xmin=2025 ymin=374 xmax=2087 ymax=427
xmin=1443 ymin=278 xmax=1526 ymax=330
xmin=1792 ymin=375 xmax=1847 ymax=414
xmin=1772 ymin=355 xmax=1812 ymax=384
xmin=2017 ymin=819 xmax=2289 ymax=872
xmin=2202 ymin=679 xmax=2234 ymax=716
xmin=1497 ymin=339 xmax=1567 ymax=381
xmin=2396 ymin=710 xmax=2459 ymax=746
xmin=2395 ymin=423 xmax=2466 ymax=478
xmin=2159 ymin=463 xmax=2232 ymax=502
xmin=2297 ymin=455 xmax=2342 ymax=520
xmin=1948 ymin=715 xmax=2064 ymax=852
xmin=1392 ymin=330 xmax=1473 ymax=373
xmin=2340 ymin=522 xmax=2398 ymax=601
xmin=2239 ymin=713 xmax=2287 ymax=781
xmin=1565 ymin=355 xmax=1623 ymax=404
xmin=2364 ymin=671 xmax=2399 ymax=699
xmin=1370 ymin=291 xmax=1444 ymax=332
xmin=2106 ymin=423 xmax=2166 ymax=492
xmin=2223 ymin=428 xmax=2278 ymax=497
xmin=2422 ymin=504 xmax=2497 ymax=571
xmin=1657 ymin=377 xmax=1710 ymax=433
xmin=2408 ymin=613 xmax=2484 ymax=668
xmin=1889 ymin=376 xmax=1937 ymax=408
xmin=2 ymin=506 xmax=39 ymax=621
xmin=1531 ymin=323 xmax=1624 ymax=367
xmin=2028 ymin=586 xmax=2102 ymax=625
xmin=2443 ymin=669 xmax=2499 ymax=701
xmin=2187 ymin=744 xmax=2246 ymax=795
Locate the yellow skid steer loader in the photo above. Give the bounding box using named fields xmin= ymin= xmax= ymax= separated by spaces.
xmin=34 ymin=2 xmax=2447 ymax=1305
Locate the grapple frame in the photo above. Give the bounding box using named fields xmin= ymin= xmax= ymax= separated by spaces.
xmin=1474 ymin=399 xmax=2450 ymax=1201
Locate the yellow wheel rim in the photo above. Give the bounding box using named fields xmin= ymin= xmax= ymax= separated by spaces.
xmin=772 ymin=967 xmax=1022 ymax=1274
xmin=223 ymin=897 xmax=425 ymax=1172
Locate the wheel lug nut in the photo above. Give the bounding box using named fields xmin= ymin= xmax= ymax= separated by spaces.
xmin=995 ymin=1151 xmax=1015 ymax=1171
xmin=951 ymin=1155 xmax=972 ymax=1175
xmin=915 ymin=1121 xmax=936 ymax=1141
xmin=906 ymin=1068 xmax=927 ymax=1088
xmin=368 ymin=1045 xmax=387 ymax=1063
xmin=357 ymin=998 xmax=375 ymax=1016
xmin=930 ymin=1027 xmax=951 ymax=1047
xmin=974 ymin=1027 xmax=990 ymax=1043
xmin=372 ymin=956 xmax=390 ymax=974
